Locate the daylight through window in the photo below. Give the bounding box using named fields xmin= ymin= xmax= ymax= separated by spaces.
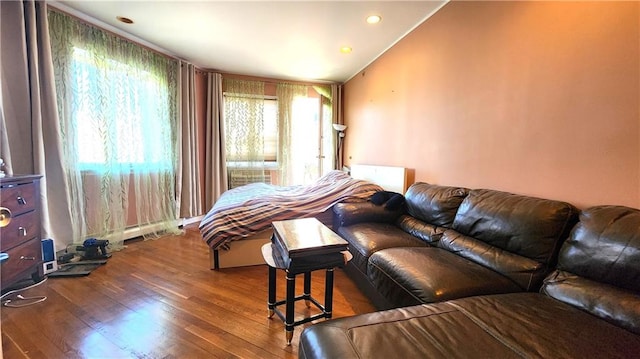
xmin=71 ymin=47 xmax=172 ymax=172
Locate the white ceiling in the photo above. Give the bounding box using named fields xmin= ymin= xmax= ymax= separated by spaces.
xmin=50 ymin=1 xmax=447 ymax=83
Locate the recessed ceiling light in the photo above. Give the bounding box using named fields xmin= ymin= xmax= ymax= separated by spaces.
xmin=340 ymin=46 xmax=352 ymax=54
xmin=116 ymin=16 xmax=134 ymax=24
xmin=366 ymin=15 xmax=382 ymax=24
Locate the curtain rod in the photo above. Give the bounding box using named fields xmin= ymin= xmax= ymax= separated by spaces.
xmin=47 ymin=4 xmax=337 ymax=86
xmin=220 ymin=72 xmax=337 ymax=87
xmin=47 ymin=3 xmax=183 ymax=63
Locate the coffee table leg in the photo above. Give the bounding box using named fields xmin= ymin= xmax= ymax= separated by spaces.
xmin=303 ymin=271 xmax=311 ymax=308
xmin=267 ymin=265 xmax=276 ymax=318
xmin=285 ymin=271 xmax=295 ymax=345
xmin=324 ymin=268 xmax=334 ymax=319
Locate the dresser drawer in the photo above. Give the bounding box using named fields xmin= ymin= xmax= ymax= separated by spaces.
xmin=1 ymin=181 xmax=37 ymax=216
xmin=0 ymin=175 xmax=42 ymax=291
xmin=0 ymin=210 xmax=38 ymax=251
xmin=0 ymin=238 xmax=42 ymax=288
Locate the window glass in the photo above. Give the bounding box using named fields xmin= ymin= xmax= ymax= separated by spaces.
xmin=71 ymin=47 xmax=172 ymax=172
xmin=290 ymin=97 xmax=320 ymax=185
xmin=224 ymin=95 xmax=278 ymax=163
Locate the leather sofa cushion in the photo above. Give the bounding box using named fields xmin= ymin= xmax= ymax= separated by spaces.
xmin=556 ymin=205 xmax=640 ymax=292
xmin=452 ymin=189 xmax=578 ymax=263
xmin=405 ymin=182 xmax=468 ymax=227
xmin=367 ymin=247 xmax=522 ymax=307
xmin=299 ymin=293 xmax=640 ymax=359
xmin=395 ymin=215 xmax=442 ymax=244
xmin=541 ymin=205 xmax=640 ymax=335
xmin=438 ymin=229 xmax=544 ymax=290
xmin=338 ymin=223 xmax=428 ymax=276
xmin=542 ymin=270 xmax=640 ymax=335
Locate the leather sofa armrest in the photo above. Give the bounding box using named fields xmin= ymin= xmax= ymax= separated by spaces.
xmin=542 ymin=270 xmax=640 ymax=335
xmin=299 ymin=326 xmax=361 ymax=359
xmin=333 ymin=202 xmax=404 ymax=228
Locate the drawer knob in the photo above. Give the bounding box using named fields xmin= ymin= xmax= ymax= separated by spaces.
xmin=16 ymin=196 xmax=27 ymax=205
xmin=20 ymin=256 xmax=36 ymax=261
xmin=18 ymin=226 xmax=27 ymax=237
xmin=0 ymin=207 xmax=11 ymax=227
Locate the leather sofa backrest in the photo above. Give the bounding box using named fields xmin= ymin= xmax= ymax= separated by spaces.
xmin=452 ymin=189 xmax=578 ymax=263
xmin=541 ymin=205 xmax=640 ymax=334
xmin=555 ymin=205 xmax=640 ymax=292
xmin=439 ymin=229 xmax=545 ymax=290
xmin=443 ymin=189 xmax=578 ymax=290
xmin=404 ymin=182 xmax=469 ymax=228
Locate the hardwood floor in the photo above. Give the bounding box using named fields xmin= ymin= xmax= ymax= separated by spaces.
xmin=1 ymin=225 xmax=376 ymax=358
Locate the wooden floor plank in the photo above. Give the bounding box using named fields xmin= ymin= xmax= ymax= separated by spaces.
xmin=1 ymin=224 xmax=375 ymax=358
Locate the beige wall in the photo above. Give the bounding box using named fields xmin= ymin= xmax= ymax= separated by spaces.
xmin=343 ymin=1 xmax=639 ymax=209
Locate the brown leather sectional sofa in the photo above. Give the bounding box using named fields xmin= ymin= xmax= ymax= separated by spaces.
xmin=299 ymin=183 xmax=640 ymax=358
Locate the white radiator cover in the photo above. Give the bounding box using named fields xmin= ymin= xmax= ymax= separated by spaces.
xmin=228 ymin=169 xmax=273 ymax=189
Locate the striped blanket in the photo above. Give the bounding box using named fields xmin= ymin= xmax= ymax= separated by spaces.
xmin=199 ymin=171 xmax=382 ymax=250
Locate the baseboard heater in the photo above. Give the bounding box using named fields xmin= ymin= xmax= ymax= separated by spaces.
xmin=118 ymin=216 xmax=202 ymax=242
xmin=117 ymin=221 xmax=178 ymax=242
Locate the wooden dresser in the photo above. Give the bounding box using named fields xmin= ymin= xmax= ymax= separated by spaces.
xmin=0 ymin=175 xmax=43 ymax=291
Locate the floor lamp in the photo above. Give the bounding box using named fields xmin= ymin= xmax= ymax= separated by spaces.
xmin=333 ymin=124 xmax=347 ymax=170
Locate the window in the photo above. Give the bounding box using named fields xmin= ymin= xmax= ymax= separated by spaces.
xmin=224 ymin=94 xmax=278 ymax=164
xmin=221 ymin=80 xmax=334 ymax=187
xmin=70 ymin=47 xmax=173 ymax=172
xmin=290 ymin=96 xmax=321 ymax=184
xmin=48 ymin=8 xmax=180 ymax=242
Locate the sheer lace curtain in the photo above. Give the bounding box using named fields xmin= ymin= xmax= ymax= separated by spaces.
xmin=221 ymin=79 xmax=337 ymax=186
xmin=48 ymin=10 xmax=181 ymax=249
xmin=276 ymin=83 xmax=308 ymax=185
xmin=223 ymin=79 xmax=268 ymax=183
xmin=313 ymin=84 xmax=337 ymax=174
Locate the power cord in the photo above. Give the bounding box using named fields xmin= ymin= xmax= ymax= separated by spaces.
xmin=1 ymin=277 xmax=48 ymax=308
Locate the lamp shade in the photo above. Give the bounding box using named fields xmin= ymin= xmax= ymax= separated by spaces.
xmin=333 ymin=124 xmax=347 ymax=132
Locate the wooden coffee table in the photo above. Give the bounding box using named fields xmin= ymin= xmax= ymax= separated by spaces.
xmin=262 ymin=218 xmax=351 ymax=345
